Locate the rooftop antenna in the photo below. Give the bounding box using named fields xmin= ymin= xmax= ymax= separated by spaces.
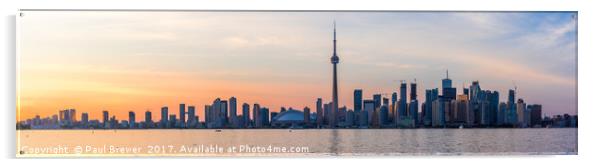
xmin=446 ymin=69 xmax=449 ymax=79
xmin=333 ymin=20 xmax=336 ymax=39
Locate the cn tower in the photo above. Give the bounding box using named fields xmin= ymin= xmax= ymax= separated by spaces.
xmin=330 ymin=21 xmax=339 ymax=128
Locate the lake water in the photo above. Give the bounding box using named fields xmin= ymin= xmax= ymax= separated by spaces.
xmin=16 ymin=128 xmax=577 ymax=157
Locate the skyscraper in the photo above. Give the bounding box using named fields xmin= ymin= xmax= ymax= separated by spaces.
xmin=442 ymin=70 xmax=456 ymax=100
xmin=506 ymin=89 xmax=517 ymax=126
xmin=410 ymin=81 xmax=419 ymax=124
xmin=363 ymin=100 xmax=375 ymax=126
xmin=81 ymin=113 xmax=89 ymax=127
xmin=145 ymin=110 xmax=152 ymax=128
xmin=391 ymin=92 xmax=398 ymax=107
xmin=410 ymin=81 xmax=417 ymax=101
xmin=316 ymin=98 xmax=323 ymax=128
xmin=455 ymin=94 xmax=470 ymax=125
xmin=102 ymin=110 xmax=109 ymax=128
xmin=409 ymin=100 xmax=418 ymax=125
xmin=161 ymin=106 xmax=168 ymax=128
xmin=229 ymin=97 xmax=238 ymax=128
xmin=373 ymin=94 xmax=382 ymax=109
xmin=168 ymin=114 xmax=176 ymax=128
xmin=424 ymin=88 xmax=438 ymax=127
xmin=128 ymin=111 xmax=136 ymax=129
xmin=528 ymin=104 xmax=542 ymax=127
xmin=179 ymin=103 xmax=186 ymax=128
xmin=261 ymin=107 xmax=270 ymax=127
xmin=330 ymin=22 xmax=340 ymax=128
xmin=303 ymin=106 xmax=310 ymax=126
xmin=400 ymin=81 xmax=407 ymax=105
xmin=508 ymin=89 xmax=516 ymax=104
xmin=353 ymin=89 xmax=363 ymax=112
xmin=204 ymin=105 xmax=211 ymax=127
xmin=220 ymin=100 xmax=228 ymax=126
xmin=399 ymin=82 xmax=408 ymax=125
xmin=517 ymin=98 xmax=527 ymax=127
xmin=209 ymin=98 xmax=224 ymax=128
xmin=442 ymin=70 xmax=452 ymax=89
xmin=253 ymin=103 xmax=261 ymax=128
xmin=242 ymin=103 xmax=250 ymax=128
xmin=187 ymin=106 xmax=196 ymax=128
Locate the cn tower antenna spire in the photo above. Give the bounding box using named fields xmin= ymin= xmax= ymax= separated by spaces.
xmin=333 ymin=20 xmax=337 ymax=54
xmin=446 ymin=69 xmax=449 ymax=79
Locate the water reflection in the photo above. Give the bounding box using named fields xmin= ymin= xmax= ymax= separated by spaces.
xmin=17 ymin=128 xmax=577 ymax=156
xmin=329 ymin=129 xmax=340 ymax=155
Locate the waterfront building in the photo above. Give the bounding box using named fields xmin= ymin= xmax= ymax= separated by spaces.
xmin=410 ymin=82 xmax=417 ymax=101
xmin=528 ymin=104 xmax=543 ymax=127
xmin=517 ymin=98 xmax=527 ymax=127
xmin=261 ymin=107 xmax=270 ymax=127
xmin=378 ymin=106 xmax=388 ymax=127
xmin=179 ymin=104 xmax=186 ymax=128
xmin=161 ymin=106 xmax=168 ymax=128
xmin=102 ymin=110 xmax=109 ymax=128
xmin=399 ymin=81 xmax=407 ymax=121
xmin=81 ymin=113 xmax=89 ymax=127
xmin=498 ymin=102 xmax=507 ymax=126
xmin=432 ymin=97 xmax=446 ymax=127
xmin=303 ymin=106 xmax=310 ymax=126
xmin=253 ymin=103 xmax=261 ymax=128
xmin=270 ymin=108 xmax=304 ymax=128
xmin=373 ymin=94 xmax=382 ymax=110
xmin=392 ymin=92 xmax=398 ymax=106
xmin=424 ymin=88 xmax=438 ymax=127
xmin=242 ymin=103 xmax=250 ymax=128
xmin=323 ymin=102 xmax=331 ymax=127
xmin=316 ymin=98 xmax=323 ymax=128
xmin=187 ymin=106 xmax=196 ymax=128
xmin=144 ymin=110 xmax=152 ymax=128
xmin=168 ymin=114 xmax=176 ymax=128
xmin=455 ymin=94 xmax=471 ymax=126
xmin=229 ymin=97 xmax=238 ymax=128
xmin=354 ymin=89 xmax=363 ymax=112
xmin=409 ymin=100 xmax=418 ymax=125
xmin=363 ymin=100 xmax=375 ymax=126
xmin=220 ymin=100 xmax=228 ymax=126
xmin=128 ymin=111 xmax=136 ymax=129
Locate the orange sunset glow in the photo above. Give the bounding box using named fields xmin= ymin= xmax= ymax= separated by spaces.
xmin=17 ymin=11 xmax=577 ymax=122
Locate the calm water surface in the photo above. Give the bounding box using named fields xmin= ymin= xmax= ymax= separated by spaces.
xmin=17 ymin=128 xmax=577 ymax=156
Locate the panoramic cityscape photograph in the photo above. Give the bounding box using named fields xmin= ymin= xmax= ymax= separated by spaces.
xmin=15 ymin=10 xmax=577 ymax=156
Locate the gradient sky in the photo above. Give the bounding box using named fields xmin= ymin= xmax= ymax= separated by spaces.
xmin=17 ymin=11 xmax=577 ymax=122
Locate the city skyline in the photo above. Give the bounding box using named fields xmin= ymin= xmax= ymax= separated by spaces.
xmin=17 ymin=11 xmax=577 ymax=122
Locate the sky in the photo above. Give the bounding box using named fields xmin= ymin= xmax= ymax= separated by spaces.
xmin=17 ymin=11 xmax=577 ymax=122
